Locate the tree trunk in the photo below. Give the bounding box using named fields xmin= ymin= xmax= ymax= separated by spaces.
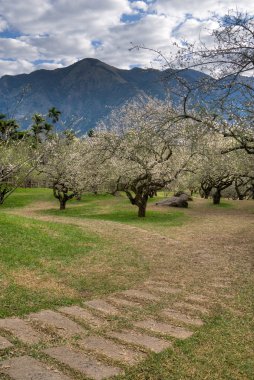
xmin=235 ymin=180 xmax=244 ymax=200
xmin=213 ymin=189 xmax=221 ymax=204
xmin=0 ymin=192 xmax=4 ymax=204
xmin=138 ymin=202 xmax=146 ymax=217
xmin=59 ymin=198 xmax=66 ymax=210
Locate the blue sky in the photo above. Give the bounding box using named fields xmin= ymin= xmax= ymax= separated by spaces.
xmin=0 ymin=0 xmax=252 ymax=77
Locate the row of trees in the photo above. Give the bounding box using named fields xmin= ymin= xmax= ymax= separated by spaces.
xmin=1 ymin=97 xmax=253 ymax=216
xmin=0 ymin=10 xmax=253 ymax=216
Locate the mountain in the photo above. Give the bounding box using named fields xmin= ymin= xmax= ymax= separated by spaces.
xmin=0 ymin=58 xmax=252 ymax=132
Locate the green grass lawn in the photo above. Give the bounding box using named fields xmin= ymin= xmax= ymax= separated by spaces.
xmin=1 ymin=187 xmax=53 ymax=209
xmin=45 ymin=192 xmax=188 ymax=230
xmin=0 ymin=190 xmax=153 ymax=317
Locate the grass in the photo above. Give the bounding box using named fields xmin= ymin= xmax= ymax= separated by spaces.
xmin=0 ymin=188 xmax=254 ymax=379
xmin=45 ymin=192 xmax=187 ymax=229
xmin=208 ymin=200 xmax=234 ymax=209
xmin=1 ymin=187 xmax=53 ymax=209
xmin=0 ymin=209 xmax=149 ymax=318
xmin=122 ymin=304 xmax=254 ymax=380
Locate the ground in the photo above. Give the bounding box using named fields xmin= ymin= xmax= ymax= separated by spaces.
xmin=0 ymin=189 xmax=253 ymax=380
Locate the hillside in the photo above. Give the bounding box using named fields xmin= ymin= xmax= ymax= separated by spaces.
xmin=0 ymin=58 xmax=252 ymax=132
xmin=0 ymin=58 xmax=206 ymax=132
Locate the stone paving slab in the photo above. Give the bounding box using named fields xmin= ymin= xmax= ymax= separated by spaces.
xmin=119 ymin=289 xmax=160 ymax=302
xmin=145 ymin=285 xmax=182 ymax=295
xmin=108 ymin=329 xmax=172 ymax=353
xmin=173 ymin=302 xmax=209 ymax=315
xmin=28 ymin=310 xmax=85 ymax=337
xmin=44 ymin=346 xmax=122 ymax=380
xmin=107 ymin=296 xmax=141 ymax=308
xmin=0 ymin=336 xmax=13 ymax=350
xmin=58 ymin=306 xmax=107 ymax=328
xmin=79 ymin=336 xmax=146 ymax=365
xmin=134 ymin=319 xmax=193 ymax=339
xmin=0 ymin=356 xmax=70 ymax=380
xmin=84 ymin=300 xmax=119 ymax=315
xmin=162 ymin=309 xmax=204 ymax=326
xmin=0 ymin=318 xmax=43 ymax=345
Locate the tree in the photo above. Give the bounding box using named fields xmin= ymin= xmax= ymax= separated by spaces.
xmin=194 ymin=133 xmax=249 ymax=204
xmin=29 ymin=108 xmax=61 ymax=144
xmin=0 ymin=139 xmax=41 ymax=204
xmin=0 ymin=114 xmax=26 ymax=141
xmin=0 ymin=107 xmax=68 ymax=206
xmin=48 ymin=107 xmax=61 ymax=123
xmin=93 ymin=98 xmax=199 ymax=217
xmin=40 ymin=135 xmax=89 ymax=210
xmin=136 ymin=11 xmax=254 ymax=154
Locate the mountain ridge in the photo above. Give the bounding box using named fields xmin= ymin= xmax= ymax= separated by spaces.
xmin=0 ymin=58 xmax=251 ymax=132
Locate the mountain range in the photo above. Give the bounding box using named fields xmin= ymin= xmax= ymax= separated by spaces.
xmin=0 ymin=58 xmax=252 ymax=132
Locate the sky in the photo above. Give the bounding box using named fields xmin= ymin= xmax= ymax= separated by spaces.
xmin=0 ymin=0 xmax=253 ymax=77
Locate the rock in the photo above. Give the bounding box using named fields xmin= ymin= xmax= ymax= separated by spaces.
xmin=156 ymin=196 xmax=188 ymax=208
xmin=174 ymin=192 xmax=193 ymax=201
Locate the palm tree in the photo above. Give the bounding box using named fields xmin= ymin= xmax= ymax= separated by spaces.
xmin=48 ymin=107 xmax=61 ymax=123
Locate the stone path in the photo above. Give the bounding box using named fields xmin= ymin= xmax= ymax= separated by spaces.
xmin=0 ymin=356 xmax=71 ymax=380
xmin=79 ymin=336 xmax=146 ymax=365
xmin=0 ymin=317 xmax=44 ymax=345
xmin=134 ymin=319 xmax=194 ymax=339
xmin=84 ymin=299 xmax=119 ymax=315
xmin=0 ymin=336 xmax=13 ymax=350
xmin=108 ymin=330 xmax=172 ymax=353
xmin=0 ymin=281 xmax=211 ymax=379
xmin=173 ymin=302 xmax=209 ymax=315
xmin=58 ymin=306 xmax=107 ymax=328
xmin=44 ymin=346 xmax=122 ymax=380
xmin=119 ymin=289 xmax=160 ymax=301
xmin=162 ymin=309 xmax=204 ymax=326
xmin=106 ymin=296 xmax=141 ymax=308
xmin=28 ymin=310 xmax=85 ymax=338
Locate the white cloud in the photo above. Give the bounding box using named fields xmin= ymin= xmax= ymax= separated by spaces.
xmin=173 ymin=18 xmax=220 ymax=46
xmin=0 ymin=16 xmax=8 ymax=32
xmin=154 ymin=0 xmax=254 ymax=19
xmin=0 ymin=0 xmax=253 ymax=77
xmin=130 ymin=1 xmax=148 ymax=12
xmin=0 ymin=59 xmax=35 ymax=76
xmin=0 ymin=38 xmax=39 ymax=60
xmin=0 ymin=0 xmax=131 ymax=34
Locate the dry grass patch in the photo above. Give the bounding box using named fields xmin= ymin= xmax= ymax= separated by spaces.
xmin=11 ymin=269 xmax=79 ymax=298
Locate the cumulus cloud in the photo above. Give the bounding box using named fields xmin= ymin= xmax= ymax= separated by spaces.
xmin=154 ymin=0 xmax=254 ymax=19
xmin=0 ymin=16 xmax=8 ymax=32
xmin=0 ymin=0 xmax=253 ymax=77
xmin=0 ymin=59 xmax=35 ymax=76
xmin=173 ymin=18 xmax=220 ymax=46
xmin=0 ymin=38 xmax=39 ymax=60
xmin=130 ymin=1 xmax=149 ymax=12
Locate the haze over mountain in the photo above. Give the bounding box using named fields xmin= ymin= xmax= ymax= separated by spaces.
xmin=0 ymin=58 xmax=252 ymax=133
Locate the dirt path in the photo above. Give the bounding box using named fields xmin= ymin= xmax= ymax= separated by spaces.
xmin=9 ymin=200 xmax=254 ymax=293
